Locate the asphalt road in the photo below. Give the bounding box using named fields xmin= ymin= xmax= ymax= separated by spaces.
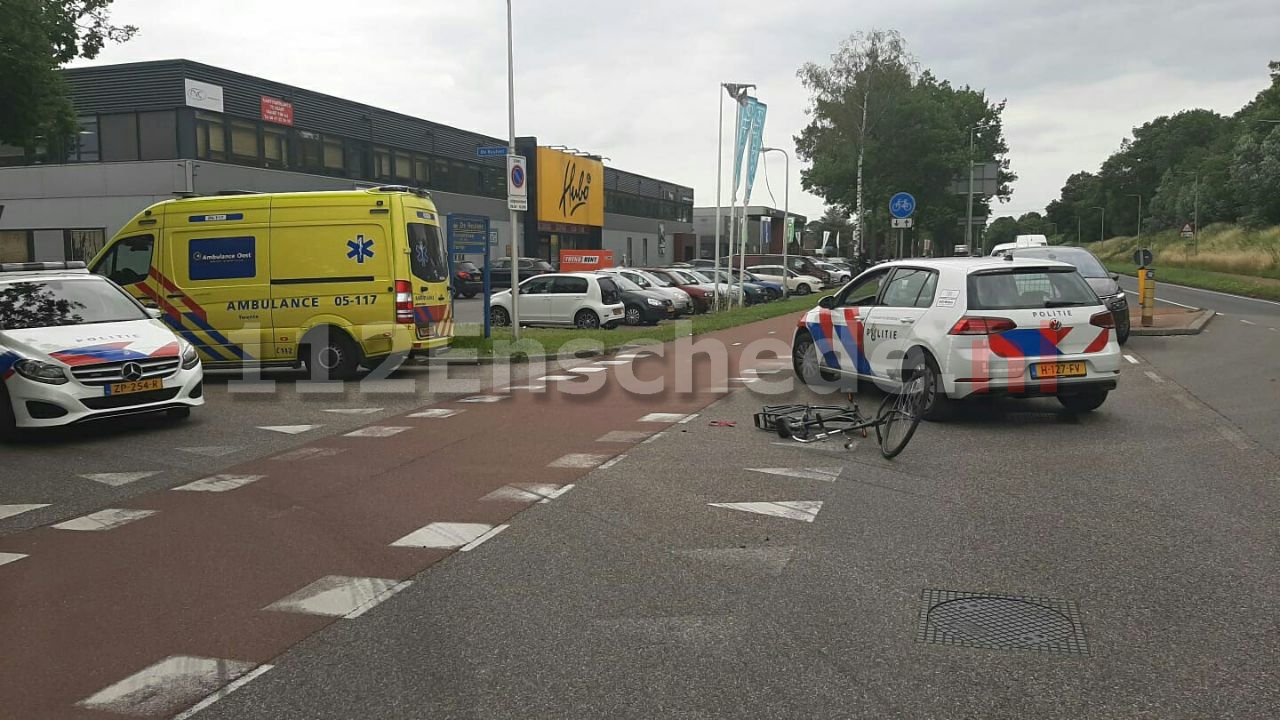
xmin=1117 ymin=276 xmax=1280 ymax=454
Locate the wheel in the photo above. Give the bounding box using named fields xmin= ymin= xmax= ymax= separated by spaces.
xmin=167 ymin=407 xmax=191 ymax=420
xmin=792 ymin=332 xmax=839 ymax=386
xmin=574 ymin=309 xmax=601 ymax=329
xmin=462 ymin=292 xmax=477 ymax=299
xmin=1058 ymin=389 xmax=1109 ymax=413
xmin=796 ymin=284 xmax=812 ymax=296
xmin=0 ymin=385 xmax=17 ymax=442
xmin=491 ymin=306 xmax=511 ymax=326
xmin=302 ymin=328 xmax=361 ymax=381
xmin=876 ymin=377 xmax=924 ymax=459
xmin=1115 ymin=309 xmax=1131 ymax=345
xmin=624 ymin=305 xmax=644 ymax=326
xmin=907 ymin=351 xmax=955 ymax=421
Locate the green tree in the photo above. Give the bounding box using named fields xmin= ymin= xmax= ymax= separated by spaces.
xmin=985 ymin=216 xmax=1019 ymax=253
xmin=0 ymin=0 xmax=135 ymax=156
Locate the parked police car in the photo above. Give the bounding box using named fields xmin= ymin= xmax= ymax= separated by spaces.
xmin=792 ymin=257 xmax=1122 ymax=419
xmin=0 ymin=262 xmax=203 ymax=438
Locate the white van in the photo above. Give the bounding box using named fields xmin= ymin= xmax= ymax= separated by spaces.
xmin=991 ymin=234 xmax=1050 ymax=256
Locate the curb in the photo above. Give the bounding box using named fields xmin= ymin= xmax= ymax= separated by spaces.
xmin=1128 ymin=308 xmax=1215 ymax=336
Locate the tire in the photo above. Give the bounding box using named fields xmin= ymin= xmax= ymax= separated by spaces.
xmin=0 ymin=385 xmax=18 ymax=442
xmin=167 ymin=407 xmax=192 ymax=420
xmin=876 ymin=377 xmax=924 ymax=459
xmin=491 ymin=306 xmax=511 ymax=326
xmin=574 ymin=309 xmax=601 ymax=329
xmin=302 ymin=328 xmax=361 ymax=381
xmin=1115 ymin=309 xmax=1131 ymax=345
xmin=796 ymin=284 xmax=812 ymax=296
xmin=1058 ymin=389 xmax=1109 ymax=413
xmin=792 ymin=332 xmax=839 ymax=386
xmin=624 ymin=305 xmax=644 ymax=326
xmin=462 ymin=292 xmax=477 ymax=299
xmin=907 ymin=351 xmax=954 ymax=421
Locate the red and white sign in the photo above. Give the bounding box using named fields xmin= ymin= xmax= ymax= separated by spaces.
xmin=260 ymin=96 xmax=294 ymax=126
xmin=559 ymin=249 xmax=614 ymax=273
xmin=1180 ymin=222 xmax=1195 ymax=237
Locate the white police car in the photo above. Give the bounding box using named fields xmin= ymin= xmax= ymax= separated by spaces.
xmin=0 ymin=262 xmax=203 ymax=438
xmin=792 ymin=257 xmax=1122 ymax=419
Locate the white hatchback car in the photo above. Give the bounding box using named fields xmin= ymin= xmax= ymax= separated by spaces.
xmin=490 ymin=272 xmax=625 ymax=329
xmin=792 ymin=257 xmax=1122 ymax=419
xmin=747 ymin=265 xmax=825 ymax=295
xmin=0 ymin=262 xmax=203 ymax=437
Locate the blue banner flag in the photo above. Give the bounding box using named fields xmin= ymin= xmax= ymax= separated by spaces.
xmin=743 ymin=101 xmax=768 ymax=205
xmin=731 ymin=97 xmax=757 ymax=199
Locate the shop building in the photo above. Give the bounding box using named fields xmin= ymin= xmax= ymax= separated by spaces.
xmin=692 ymin=206 xmax=807 ymax=260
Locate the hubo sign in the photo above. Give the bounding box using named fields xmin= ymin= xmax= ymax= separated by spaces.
xmin=184 ymin=79 xmax=224 ymax=113
xmin=536 ymin=147 xmax=604 ymax=226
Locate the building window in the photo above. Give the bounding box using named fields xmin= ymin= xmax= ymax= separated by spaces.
xmin=432 ymin=158 xmax=450 ymax=189
xmin=100 ymin=113 xmax=139 ymax=162
xmin=229 ymin=119 xmax=258 ymax=163
xmin=263 ymin=124 xmax=289 ymax=168
xmin=451 ymin=160 xmax=480 ymax=195
xmin=346 ymin=142 xmax=370 ymax=179
xmin=138 ymin=111 xmax=177 ymax=160
xmin=0 ymin=231 xmax=31 ymax=262
xmin=74 ymin=116 xmax=99 ymax=162
xmin=482 ymin=166 xmax=504 ymax=198
xmin=195 ymin=112 xmax=226 ymax=161
xmin=65 ymin=229 xmax=107 ymax=261
xmin=414 ymin=155 xmax=432 ymax=185
xmin=373 ymin=146 xmax=392 ymax=181
xmin=394 ymin=151 xmax=412 ymax=182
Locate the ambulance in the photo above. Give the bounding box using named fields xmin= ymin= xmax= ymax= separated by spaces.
xmin=91 ymin=186 xmax=452 ymax=380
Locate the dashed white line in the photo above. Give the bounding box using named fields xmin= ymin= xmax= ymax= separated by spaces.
xmin=80 ymin=472 xmax=160 ymax=487
xmin=0 ymin=552 xmax=28 ymax=567
xmin=1123 ymin=290 xmax=1199 ymax=310
xmin=265 ymin=575 xmax=405 ymax=617
xmin=344 ymin=426 xmax=412 ymax=438
xmin=407 ymin=409 xmax=461 ymax=418
xmin=456 ymin=395 xmax=507 ymax=403
xmin=173 ymin=474 xmax=266 ymax=493
xmin=639 ymin=413 xmax=691 ymax=423
xmin=392 ymin=522 xmax=494 ymax=549
xmin=541 ymin=484 xmax=576 ymax=503
xmin=1143 ymin=371 xmax=1164 ymax=383
xmin=460 ymin=524 xmax=509 ymax=551
xmin=568 ymin=366 xmax=607 ymax=373
xmin=548 ymin=453 xmax=613 ymax=469
xmin=1240 ymin=319 xmax=1257 ymax=326
xmin=677 ymin=413 xmax=701 ymax=424
xmin=79 ymin=656 xmax=262 ymax=717
xmin=53 ymin=509 xmax=155 ymax=531
xmin=0 ymin=504 xmax=50 ymax=521
xmin=599 ymin=455 xmax=627 ymax=470
xmin=1123 ymin=354 xmax=1140 ymax=365
xmin=641 ymin=431 xmax=667 ymax=444
xmin=171 ymin=665 xmax=274 ymax=720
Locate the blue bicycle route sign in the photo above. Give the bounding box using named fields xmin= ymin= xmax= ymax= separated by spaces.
xmin=889 ymin=192 xmax=916 ymax=219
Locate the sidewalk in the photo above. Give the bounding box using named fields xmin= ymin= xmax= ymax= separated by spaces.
xmin=1127 ymin=305 xmax=1215 ymax=336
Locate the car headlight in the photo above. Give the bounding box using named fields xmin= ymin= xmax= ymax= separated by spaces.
xmin=181 ymin=343 xmax=200 ymax=370
xmin=15 ymin=359 xmax=69 ymax=385
xmin=646 ymin=297 xmax=663 ymax=307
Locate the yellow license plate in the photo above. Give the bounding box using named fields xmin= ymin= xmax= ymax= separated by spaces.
xmin=1031 ymin=361 xmax=1087 ymax=379
xmin=105 ymin=378 xmax=164 ymax=396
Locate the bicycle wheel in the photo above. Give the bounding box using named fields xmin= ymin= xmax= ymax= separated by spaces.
xmin=875 ymin=378 xmax=925 ymax=459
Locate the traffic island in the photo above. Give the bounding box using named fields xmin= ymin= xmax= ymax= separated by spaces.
xmin=1127 ymin=306 xmax=1215 ymax=336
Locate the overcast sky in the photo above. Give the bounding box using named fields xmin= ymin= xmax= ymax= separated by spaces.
xmin=72 ymin=0 xmax=1279 ymax=225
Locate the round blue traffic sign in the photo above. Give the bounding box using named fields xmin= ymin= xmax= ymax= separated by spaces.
xmin=889 ymin=192 xmax=916 ymax=219
xmin=511 ymin=164 xmax=525 ymax=189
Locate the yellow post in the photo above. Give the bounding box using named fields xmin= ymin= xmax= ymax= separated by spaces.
xmin=1141 ymin=268 xmax=1156 ymax=327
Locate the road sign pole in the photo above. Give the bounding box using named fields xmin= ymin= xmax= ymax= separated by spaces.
xmin=1142 ymin=268 xmax=1155 ymax=327
xmin=506 ymin=0 xmax=520 ymax=341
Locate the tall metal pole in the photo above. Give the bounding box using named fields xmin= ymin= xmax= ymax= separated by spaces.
xmin=1128 ymin=194 xmax=1142 ymax=243
xmin=713 ymin=86 xmax=724 ymax=311
xmin=762 ymin=147 xmax=789 ymax=295
xmin=1091 ymin=206 xmax=1105 ymax=243
xmin=1076 ymin=217 xmax=1081 ymax=246
xmin=1193 ymin=175 xmax=1200 ymax=254
xmin=965 ymin=126 xmax=975 ymax=255
xmin=506 ymin=0 xmax=521 ymax=339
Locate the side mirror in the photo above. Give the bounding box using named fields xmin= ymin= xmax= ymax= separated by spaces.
xmin=146 ymin=307 xmax=164 ymax=319
xmin=1111 ymin=273 xmax=1120 ymax=281
xmin=818 ymin=295 xmax=837 ymax=309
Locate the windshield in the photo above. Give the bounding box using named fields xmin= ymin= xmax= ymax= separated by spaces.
xmin=641 ymin=271 xmax=672 ymax=287
xmin=967 ymin=268 xmax=1100 ymax=310
xmin=0 ymin=278 xmax=147 ymax=330
xmin=676 ymin=271 xmax=706 ymax=284
xmin=1012 ymin=248 xmax=1109 ymax=278
xmin=407 ymin=223 xmax=449 ymax=283
xmin=609 ymin=274 xmax=643 ymax=292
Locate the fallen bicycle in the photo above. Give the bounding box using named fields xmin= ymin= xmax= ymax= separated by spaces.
xmin=753 ymin=380 xmax=925 ymax=459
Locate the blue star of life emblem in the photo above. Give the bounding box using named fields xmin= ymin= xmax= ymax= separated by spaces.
xmin=347 ymin=235 xmax=375 ymax=263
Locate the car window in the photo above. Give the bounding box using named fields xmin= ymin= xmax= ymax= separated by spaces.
xmin=881 ymin=268 xmax=937 ymax=308
xmin=550 ymin=276 xmax=588 ymax=294
xmin=621 ymin=271 xmax=650 ymax=287
xmin=837 ymin=269 xmax=890 ymax=307
xmin=0 ymin=278 xmax=147 ymax=330
xmin=596 ymin=277 xmax=621 ymax=304
xmin=520 ymin=276 xmax=553 ymax=294
xmin=967 ymin=268 xmax=1098 ymax=309
xmin=492 ymin=258 xmax=510 ymax=269
xmin=610 ymin=274 xmax=643 ymax=291
xmin=93 ymin=234 xmax=154 ymax=286
xmin=1013 ymin=248 xmax=1109 ymax=278
xmin=407 ymin=223 xmax=448 ymax=283
xmin=644 ymin=272 xmax=672 ymax=287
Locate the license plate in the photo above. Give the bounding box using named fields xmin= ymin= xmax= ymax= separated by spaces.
xmin=1031 ymin=361 xmax=1087 ymax=379
xmin=612 ymin=308 xmax=622 ymax=315
xmin=105 ymin=378 xmax=163 ymax=396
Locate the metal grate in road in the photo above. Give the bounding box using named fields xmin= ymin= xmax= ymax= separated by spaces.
xmin=916 ymin=589 xmax=1089 ymax=655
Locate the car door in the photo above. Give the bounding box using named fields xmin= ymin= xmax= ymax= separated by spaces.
xmin=813 ymin=267 xmax=891 ymax=377
xmin=548 ymin=275 xmax=589 ymax=324
xmin=863 ymin=267 xmax=939 ymax=378
xmin=516 ymin=275 xmax=553 ymax=322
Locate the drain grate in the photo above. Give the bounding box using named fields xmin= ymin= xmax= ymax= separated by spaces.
xmin=916 ymin=589 xmax=1089 ymax=655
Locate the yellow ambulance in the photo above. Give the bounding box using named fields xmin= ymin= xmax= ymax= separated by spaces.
xmin=91 ymin=186 xmax=453 ymax=379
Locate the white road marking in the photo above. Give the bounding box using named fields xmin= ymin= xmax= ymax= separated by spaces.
xmin=178 ymin=446 xmax=242 ymax=457
xmin=677 ymin=413 xmax=701 ymax=424
xmin=170 ymin=664 xmax=274 ymax=720
xmin=53 ymin=508 xmax=155 ymax=531
xmin=1144 ymin=371 xmax=1164 ymax=383
xmin=256 ymin=425 xmax=321 ymax=435
xmin=174 ymin=474 xmax=266 ymax=493
xmin=457 ymin=395 xmax=507 ymax=403
xmin=1128 ymin=279 xmax=1280 ymax=307
xmin=0 ymin=552 xmax=28 ymax=567
xmin=344 ymin=581 xmax=412 ymax=618
xmin=549 ymin=453 xmax=613 ymax=468
xmin=595 ymin=360 xmax=631 ymax=365
xmin=344 ymin=426 xmax=412 ymax=438
xmin=79 ymin=472 xmax=160 ymax=487
xmin=1123 ymin=289 xmax=1199 ymax=310
xmin=1216 ymin=312 xmax=1225 ymax=316
xmin=642 ymin=431 xmax=667 ymax=444
xmin=747 ymin=467 xmax=843 ymax=482
xmin=1240 ymin=319 xmax=1257 ymax=325
xmin=731 ymin=342 xmax=743 ymax=346
xmin=768 ymin=330 xmax=777 ymax=334
xmin=569 ymin=366 xmax=607 ymax=373
xmin=596 ymin=430 xmax=652 ymax=443
xmin=731 ymin=377 xmax=760 ymax=383
xmin=270 ymin=447 xmax=345 ymax=462
xmin=78 ymin=655 xmax=259 ymax=716
xmin=1216 ymin=426 xmax=1256 ymax=451
xmin=460 ymin=524 xmax=509 ymax=551
xmin=540 ymin=484 xmax=576 ymax=503
xmin=0 ymin=503 xmax=50 ymax=521
xmin=408 ymin=408 xmax=461 ymax=418
xmin=613 ymin=355 xmax=639 ymax=361
xmin=504 ymin=384 xmax=546 ymax=391
xmin=1123 ymin=354 xmax=1140 ymax=365
xmin=599 ymin=455 xmax=628 ymax=470
xmin=322 ymin=408 xmax=383 ymax=415
xmin=639 ymin=413 xmax=691 ymax=423
xmin=481 ymin=483 xmax=566 ymax=503
xmin=392 ymin=522 xmax=494 ymax=549
xmin=538 ymin=375 xmax=577 ymax=381
xmin=264 ymin=575 xmax=405 ymax=617
xmin=708 ymin=500 xmax=824 ymax=523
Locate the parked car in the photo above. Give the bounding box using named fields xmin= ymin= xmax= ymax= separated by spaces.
xmin=489 ymin=273 xmax=624 ymax=329
xmin=734 ymin=254 xmax=835 ymax=286
xmin=662 ymin=268 xmax=744 ymax=305
xmin=1007 ymin=246 xmax=1130 ymax=344
xmin=597 ymin=272 xmax=676 ymax=325
xmin=643 ymin=268 xmax=713 ymax=313
xmin=991 ymin=235 xmax=1050 ymax=256
xmin=747 ymin=265 xmax=824 ymax=295
xmin=487 ymin=257 xmax=555 ymax=289
xmin=692 ymin=269 xmax=767 ymax=305
xmin=0 ymin=262 xmax=204 ymax=438
xmin=815 ymin=261 xmax=852 ymax=285
xmin=451 ymin=260 xmax=482 ymax=299
xmin=792 ymin=257 xmax=1121 ymax=419
xmin=724 ymin=269 xmax=784 ymax=300
xmin=599 ymin=267 xmax=694 ymax=316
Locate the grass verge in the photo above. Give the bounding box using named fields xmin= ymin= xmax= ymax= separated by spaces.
xmin=1105 ymin=262 xmax=1280 ymax=302
xmin=450 ymin=293 xmax=821 ymax=359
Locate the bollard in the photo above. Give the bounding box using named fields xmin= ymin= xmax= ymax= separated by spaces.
xmin=1141 ymin=268 xmax=1155 ymax=327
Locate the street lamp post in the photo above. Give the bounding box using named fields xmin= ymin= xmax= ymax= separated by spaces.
xmin=1127 ymin=193 xmax=1142 ymax=243
xmin=505 ymin=0 xmax=521 ymax=339
xmin=1176 ymin=171 xmax=1200 ymax=254
xmin=1075 ymin=217 xmax=1082 ymax=246
xmin=1090 ymin=206 xmax=1106 ymax=243
xmin=965 ymin=123 xmax=991 ymax=256
xmin=760 ymin=146 xmax=790 ymax=296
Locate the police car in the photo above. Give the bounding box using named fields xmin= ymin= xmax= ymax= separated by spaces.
xmin=792 ymin=257 xmax=1122 ymax=419
xmin=0 ymin=262 xmax=203 ymax=438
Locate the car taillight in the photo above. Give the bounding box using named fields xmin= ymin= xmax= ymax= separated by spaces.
xmin=1090 ymin=310 xmax=1116 ymax=328
xmin=948 ymin=316 xmax=1017 ymax=335
xmin=395 ymin=280 xmax=414 ymax=324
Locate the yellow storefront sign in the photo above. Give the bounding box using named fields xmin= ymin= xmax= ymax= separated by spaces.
xmin=537 ymin=147 xmax=604 ymax=226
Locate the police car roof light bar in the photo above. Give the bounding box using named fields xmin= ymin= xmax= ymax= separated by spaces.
xmin=0 ymin=261 xmax=88 ymax=273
